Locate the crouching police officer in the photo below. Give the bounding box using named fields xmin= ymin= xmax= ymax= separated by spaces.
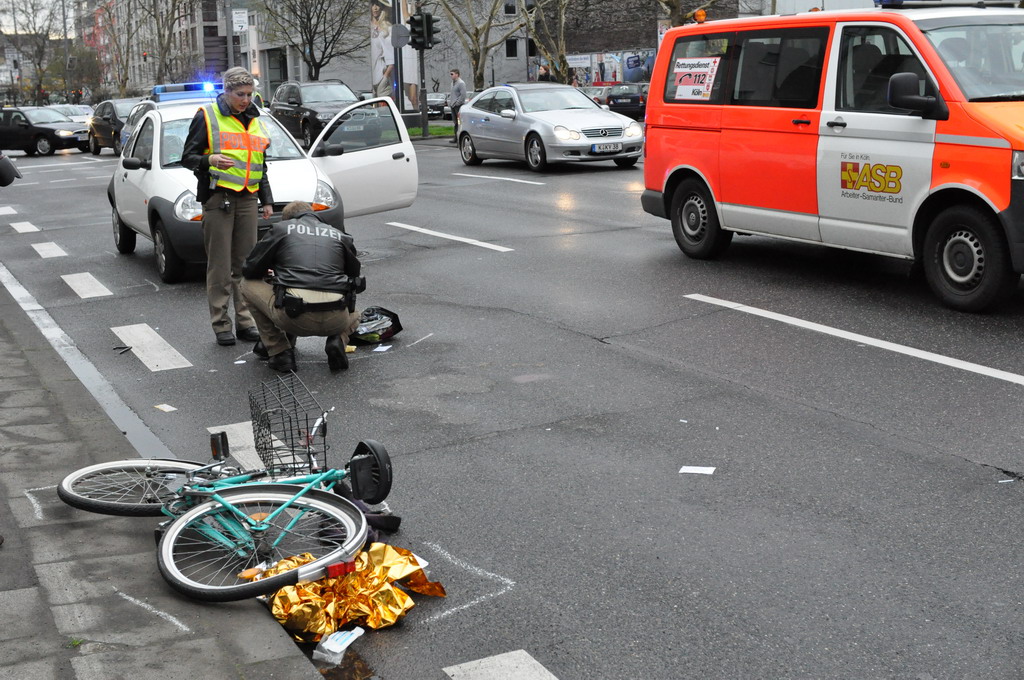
xmin=240 ymin=201 xmax=364 ymax=373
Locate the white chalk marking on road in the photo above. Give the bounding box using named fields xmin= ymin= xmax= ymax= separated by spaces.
xmin=0 ymin=206 xmax=16 ymax=215
xmin=207 ymin=421 xmax=261 ymax=470
xmin=110 ymin=323 xmax=192 ymax=372
xmin=49 ymin=178 xmax=76 ymax=183
xmin=11 ymin=221 xmax=38 ymax=233
xmin=679 ymin=466 xmax=716 ymax=475
xmin=687 ymin=293 xmax=1024 ymax=387
xmin=420 ymin=542 xmax=515 ymax=624
xmin=443 ymin=650 xmax=559 ymax=680
xmin=113 ymin=588 xmax=191 ymax=633
xmin=31 ymin=242 xmax=66 ymax=258
xmin=154 ymin=404 xmax=177 ymax=412
xmin=24 ymin=485 xmax=56 ymax=520
xmin=387 ymin=222 xmax=513 ymax=252
xmin=61 ymin=273 xmax=113 ymax=299
xmin=452 ymin=172 xmax=546 ymax=186
xmin=407 ymin=333 xmax=433 ymax=347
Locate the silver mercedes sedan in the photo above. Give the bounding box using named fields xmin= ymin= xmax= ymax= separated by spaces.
xmin=457 ymin=83 xmax=644 ymax=171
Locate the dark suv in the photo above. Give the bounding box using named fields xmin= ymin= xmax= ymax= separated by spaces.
xmin=89 ymin=97 xmax=142 ymax=155
xmin=269 ymin=80 xmax=365 ymax=148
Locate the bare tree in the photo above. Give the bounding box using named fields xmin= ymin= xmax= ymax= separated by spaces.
xmin=258 ymin=0 xmax=368 ymax=80
xmin=518 ymin=0 xmax=569 ymax=83
xmin=137 ymin=0 xmax=200 ymax=83
xmin=5 ymin=0 xmax=59 ymax=104
xmin=434 ymin=0 xmax=529 ymax=89
xmin=95 ymin=0 xmax=142 ymax=96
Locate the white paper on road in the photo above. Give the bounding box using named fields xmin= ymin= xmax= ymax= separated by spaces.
xmin=679 ymin=466 xmax=716 ymax=475
xmin=110 ymin=323 xmax=192 ymax=371
xmin=31 ymin=242 xmax=65 ymax=258
xmin=61 ymin=272 xmax=112 ymax=298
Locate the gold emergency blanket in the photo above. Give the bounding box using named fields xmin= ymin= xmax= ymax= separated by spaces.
xmin=265 ymin=543 xmax=446 ymax=642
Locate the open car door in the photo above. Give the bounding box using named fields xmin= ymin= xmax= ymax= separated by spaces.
xmin=309 ymin=97 xmax=418 ymax=217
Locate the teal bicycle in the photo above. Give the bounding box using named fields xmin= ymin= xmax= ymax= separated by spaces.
xmin=58 ymin=373 xmax=393 ymax=602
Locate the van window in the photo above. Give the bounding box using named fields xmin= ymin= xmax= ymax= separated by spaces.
xmin=731 ymin=27 xmax=828 ymax=109
xmin=838 ymin=26 xmax=926 ymax=112
xmin=664 ymin=33 xmax=731 ymax=104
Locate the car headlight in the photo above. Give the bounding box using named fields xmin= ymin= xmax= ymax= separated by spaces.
xmin=174 ymin=191 xmax=204 ymax=222
xmin=1013 ymin=151 xmax=1024 ymax=180
xmin=317 ymin=112 xmax=334 ymax=121
xmin=553 ymin=125 xmax=580 ymax=141
xmin=56 ymin=129 xmax=74 ymax=137
xmin=624 ymin=121 xmax=643 ymax=138
xmin=311 ymin=179 xmax=338 ymax=211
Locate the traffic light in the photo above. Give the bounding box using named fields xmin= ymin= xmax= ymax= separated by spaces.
xmin=408 ymin=13 xmax=426 ymax=50
xmin=423 ymin=12 xmax=439 ymax=49
xmin=142 ymin=51 xmax=148 ymax=62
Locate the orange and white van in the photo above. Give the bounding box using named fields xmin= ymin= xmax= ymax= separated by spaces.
xmin=642 ymin=0 xmax=1024 ymax=311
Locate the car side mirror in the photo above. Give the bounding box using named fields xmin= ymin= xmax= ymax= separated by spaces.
xmin=499 ymin=109 xmax=515 ymax=119
xmin=122 ymin=157 xmax=149 ymax=170
xmin=288 ymin=97 xmax=300 ymax=105
xmin=601 ymin=104 xmax=610 ymax=111
xmin=325 ymin=143 xmax=345 ymax=156
xmin=888 ymin=72 xmax=949 ymax=121
xmin=102 ymin=115 xmax=111 ymax=122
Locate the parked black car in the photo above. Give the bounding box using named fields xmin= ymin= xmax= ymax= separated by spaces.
xmin=269 ymin=80 xmax=366 ymax=148
xmin=605 ymin=83 xmax=646 ymax=120
xmin=88 ymin=97 xmax=142 ymax=155
xmin=0 ymin=106 xmax=90 ymax=155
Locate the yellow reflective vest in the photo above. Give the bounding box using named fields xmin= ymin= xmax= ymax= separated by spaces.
xmin=201 ymin=103 xmax=270 ymax=194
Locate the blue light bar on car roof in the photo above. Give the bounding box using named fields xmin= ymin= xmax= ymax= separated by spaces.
xmin=149 ymin=82 xmax=222 ymax=102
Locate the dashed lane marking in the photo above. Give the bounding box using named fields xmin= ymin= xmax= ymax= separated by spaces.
xmin=61 ymin=273 xmax=112 ymax=298
xmin=687 ymin=293 xmax=1024 ymax=387
xmin=11 ymin=221 xmax=38 ymax=233
xmin=451 ymin=172 xmax=546 ymax=186
xmin=110 ymin=323 xmax=192 ymax=372
xmin=0 ymin=206 xmax=16 ymax=215
xmin=31 ymin=242 xmax=66 ymax=258
xmin=443 ymin=650 xmax=558 ymax=680
xmin=386 ymin=222 xmax=513 ymax=252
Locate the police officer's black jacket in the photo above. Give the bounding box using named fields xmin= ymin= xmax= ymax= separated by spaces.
xmin=242 ymin=212 xmax=360 ymax=293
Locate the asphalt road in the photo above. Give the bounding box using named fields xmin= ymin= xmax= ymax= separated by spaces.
xmin=2 ymin=142 xmax=1024 ymax=679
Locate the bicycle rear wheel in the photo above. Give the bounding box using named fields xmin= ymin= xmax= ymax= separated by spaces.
xmin=157 ymin=485 xmax=367 ymax=602
xmin=58 ymin=459 xmax=204 ymax=516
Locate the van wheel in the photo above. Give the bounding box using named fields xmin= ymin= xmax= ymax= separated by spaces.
xmin=113 ymin=207 xmax=136 ymax=254
xmin=670 ymin=178 xmax=732 ymax=259
xmin=922 ymin=205 xmax=1018 ymax=312
xmin=154 ymin=219 xmax=185 ymax=283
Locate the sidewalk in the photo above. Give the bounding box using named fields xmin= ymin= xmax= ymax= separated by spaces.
xmin=0 ymin=284 xmax=319 ymax=679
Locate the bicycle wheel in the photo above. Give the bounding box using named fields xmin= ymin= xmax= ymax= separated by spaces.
xmin=58 ymin=459 xmax=205 ymax=516
xmin=157 ymin=485 xmax=367 ymax=602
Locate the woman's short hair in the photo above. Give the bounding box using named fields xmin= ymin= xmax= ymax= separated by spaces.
xmin=223 ymin=67 xmax=255 ymax=92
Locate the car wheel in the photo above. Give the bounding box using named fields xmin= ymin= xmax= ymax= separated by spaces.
xmin=78 ymin=142 xmax=90 ymax=153
xmin=922 ymin=204 xmax=1018 ymax=312
xmin=614 ymin=157 xmax=638 ymax=169
xmin=89 ymin=134 xmax=101 ymax=155
xmin=113 ymin=135 xmax=122 ymax=156
xmin=302 ymin=123 xmax=312 ymax=149
xmin=525 ymin=134 xmax=547 ymax=172
xmin=112 ymin=207 xmax=137 ymax=254
xmin=35 ymin=136 xmax=55 ymax=156
xmin=153 ymin=219 xmax=185 ymax=283
xmin=670 ymin=178 xmax=732 ymax=259
xmin=460 ymin=134 xmax=482 ymax=166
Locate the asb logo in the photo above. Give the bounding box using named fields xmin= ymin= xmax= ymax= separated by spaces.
xmin=840 ymin=161 xmax=902 ymax=193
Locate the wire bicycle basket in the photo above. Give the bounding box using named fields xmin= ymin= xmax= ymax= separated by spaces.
xmin=249 ymin=373 xmax=329 ymax=476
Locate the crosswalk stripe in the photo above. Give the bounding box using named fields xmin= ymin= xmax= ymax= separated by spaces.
xmin=61 ymin=273 xmax=112 ymax=298
xmin=443 ymin=650 xmax=558 ymax=680
xmin=206 ymin=421 xmax=262 ymax=471
xmin=31 ymin=242 xmax=65 ymax=258
xmin=110 ymin=323 xmax=192 ymax=371
xmin=0 ymin=206 xmax=16 ymax=215
xmin=12 ymin=221 xmax=38 ymax=233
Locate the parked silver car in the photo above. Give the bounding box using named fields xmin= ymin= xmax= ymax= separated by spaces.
xmin=457 ymin=83 xmax=643 ymax=171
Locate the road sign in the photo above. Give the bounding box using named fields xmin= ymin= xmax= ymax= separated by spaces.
xmin=232 ymin=9 xmax=247 ymax=33
xmin=391 ymin=24 xmax=410 ymax=48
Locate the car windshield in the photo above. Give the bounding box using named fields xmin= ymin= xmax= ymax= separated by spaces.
xmin=25 ymin=108 xmax=72 ymax=124
xmin=302 ymin=84 xmax=357 ymax=103
xmin=161 ymin=115 xmax=304 ymax=167
xmin=115 ymin=100 xmax=137 ymax=117
xmin=926 ymin=21 xmax=1024 ymax=101
xmin=518 ymin=88 xmax=600 ymax=112
xmin=49 ymin=105 xmax=79 ymax=117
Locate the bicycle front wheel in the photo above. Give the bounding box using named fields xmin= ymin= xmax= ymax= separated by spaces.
xmin=58 ymin=459 xmax=205 ymax=516
xmin=157 ymin=486 xmax=367 ymax=602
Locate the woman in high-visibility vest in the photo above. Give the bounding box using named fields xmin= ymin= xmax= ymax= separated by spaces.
xmin=182 ymin=66 xmax=275 ymax=347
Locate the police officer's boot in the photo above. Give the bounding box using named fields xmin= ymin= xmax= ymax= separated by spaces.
xmin=325 ymin=335 xmax=348 ymax=372
xmin=268 ymin=348 xmax=297 ymax=373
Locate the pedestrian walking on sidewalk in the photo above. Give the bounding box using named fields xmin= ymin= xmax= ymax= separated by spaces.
xmin=447 ymin=69 xmax=466 ymax=144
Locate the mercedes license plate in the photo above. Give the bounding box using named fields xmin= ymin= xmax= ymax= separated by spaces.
xmin=615 ymin=98 xmax=631 ymax=104
xmin=592 ymin=142 xmax=622 ymax=153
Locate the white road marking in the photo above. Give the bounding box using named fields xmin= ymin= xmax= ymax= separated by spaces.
xmin=443 ymin=650 xmax=559 ymax=680
xmin=31 ymin=242 xmax=66 ymax=258
xmin=687 ymin=294 xmax=1024 ymax=387
xmin=0 ymin=206 xmax=16 ymax=215
xmin=85 ymin=174 xmax=112 ymax=179
xmin=154 ymin=404 xmax=177 ymax=412
xmin=61 ymin=273 xmax=112 ymax=298
xmin=50 ymin=178 xmax=76 ymax=183
xmin=18 ymin=158 xmax=106 ymax=170
xmin=112 ymin=588 xmax=191 ymax=632
xmin=110 ymin=323 xmax=192 ymax=371
xmin=452 ymin=172 xmax=546 ymax=186
xmin=207 ymin=421 xmax=261 ymax=470
xmin=24 ymin=485 xmax=56 ymax=520
xmin=420 ymin=542 xmax=515 ymax=624
xmin=387 ymin=222 xmax=513 ymax=252
xmin=14 ymin=182 xmax=38 ymax=186
xmin=679 ymin=466 xmax=716 ymax=475
xmin=11 ymin=221 xmax=38 ymax=233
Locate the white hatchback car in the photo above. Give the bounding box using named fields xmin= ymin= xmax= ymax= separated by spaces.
xmin=108 ymin=97 xmax=418 ymax=282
